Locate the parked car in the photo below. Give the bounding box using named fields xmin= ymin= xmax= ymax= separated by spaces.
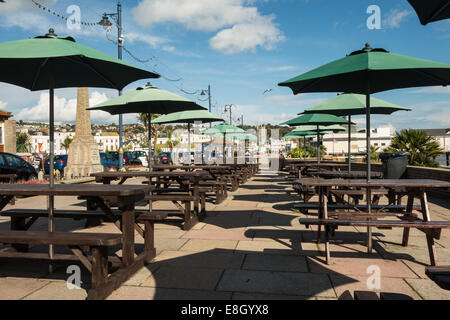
xmin=123 ymin=151 xmax=142 ymax=166
xmin=0 ymin=152 xmax=38 ymax=181
xmin=44 ymin=154 xmax=68 ymax=174
xmin=155 ymin=152 xmax=173 ymax=165
xmin=100 ymin=152 xmax=119 ymax=169
xmin=133 ymin=151 xmax=149 ymax=167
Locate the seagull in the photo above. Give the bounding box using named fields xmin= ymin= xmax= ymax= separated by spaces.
xmin=263 ymin=88 xmax=273 ymax=94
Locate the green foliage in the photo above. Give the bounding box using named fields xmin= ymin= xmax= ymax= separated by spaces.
xmin=364 ymin=145 xmax=381 ymax=163
xmin=16 ymin=132 xmax=31 ymax=153
xmin=287 ymin=147 xmax=310 ymax=158
xmin=386 ymin=129 xmax=443 ymax=167
xmin=61 ymin=136 xmax=73 ymax=153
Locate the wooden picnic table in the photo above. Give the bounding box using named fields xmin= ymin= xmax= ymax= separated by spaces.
xmin=295 ymin=178 xmax=450 ymax=266
xmin=0 ymin=184 xmax=152 ymax=299
xmin=91 ymin=171 xmax=209 ymax=230
xmin=313 ymin=170 xmax=383 ymax=179
xmin=292 ymin=163 xmax=348 ymax=179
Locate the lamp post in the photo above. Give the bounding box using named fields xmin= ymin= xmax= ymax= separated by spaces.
xmin=224 ymin=104 xmax=235 ymax=125
xmin=200 ymin=85 xmax=212 ymax=127
xmin=98 ymin=1 xmax=125 ymax=169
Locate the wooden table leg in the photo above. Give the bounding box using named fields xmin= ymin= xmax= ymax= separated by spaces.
xmin=323 ymin=190 xmax=330 ymax=264
xmin=317 ymin=186 xmax=323 ymax=244
xmin=420 ymin=190 xmax=437 ymax=266
xmin=120 ymin=203 xmax=135 ymax=267
xmin=402 ymin=192 xmax=415 ymax=247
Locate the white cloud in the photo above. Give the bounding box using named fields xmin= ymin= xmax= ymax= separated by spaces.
xmin=412 ymin=86 xmax=450 ymax=94
xmin=0 ymin=100 xmax=7 ymax=110
xmin=14 ymin=91 xmax=138 ymax=124
xmin=210 ymin=15 xmax=285 ymax=54
xmin=265 ymin=65 xmax=297 ymax=72
xmin=383 ymin=9 xmax=412 ymax=29
xmin=132 ymin=0 xmax=284 ymax=54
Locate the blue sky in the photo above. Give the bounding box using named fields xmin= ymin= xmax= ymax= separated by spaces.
xmin=0 ymin=0 xmax=449 ymax=131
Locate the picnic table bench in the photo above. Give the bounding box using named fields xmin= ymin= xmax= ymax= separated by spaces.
xmin=0 ymin=184 xmax=159 ymax=300
xmin=295 ymin=178 xmax=450 ymax=266
xmin=91 ymin=171 xmax=208 ymax=230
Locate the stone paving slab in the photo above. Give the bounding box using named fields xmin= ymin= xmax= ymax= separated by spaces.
xmin=179 ymin=239 xmax=239 ymax=252
xmin=216 ymin=269 xmax=336 ymax=298
xmin=242 ymin=253 xmax=309 ymax=273
xmin=23 ymin=281 xmax=88 ymax=300
xmin=182 ymin=229 xmax=251 ymax=241
xmin=0 ymin=277 xmax=51 ymax=300
xmin=152 ymin=250 xmax=245 ymax=269
xmin=141 ymin=266 xmax=224 ymax=291
xmin=329 ymin=274 xmax=422 ymax=300
xmin=107 ymin=286 xmax=233 ymax=300
xmin=236 ymin=240 xmax=301 ymax=256
xmin=307 ymin=256 xmax=419 ymax=278
xmin=405 ymin=278 xmax=450 ymax=300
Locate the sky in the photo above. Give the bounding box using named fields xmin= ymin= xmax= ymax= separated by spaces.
xmin=0 ymin=0 xmax=449 ymax=131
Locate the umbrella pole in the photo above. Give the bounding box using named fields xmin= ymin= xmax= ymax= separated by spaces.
xmin=348 ymin=115 xmax=352 ymax=173
xmin=148 ymin=113 xmax=152 ymax=212
xmin=317 ymin=126 xmax=320 ymax=164
xmin=48 ymin=86 xmax=55 ymax=274
xmin=304 ymin=136 xmax=306 ymax=160
xmin=188 ymin=123 xmax=191 ymax=165
xmin=366 ymin=91 xmax=372 ymax=253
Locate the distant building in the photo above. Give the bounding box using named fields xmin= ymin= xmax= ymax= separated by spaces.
xmin=321 ymin=126 xmax=395 ymax=155
xmin=0 ymin=110 xmax=16 ymax=153
xmin=424 ymin=128 xmax=450 ymax=153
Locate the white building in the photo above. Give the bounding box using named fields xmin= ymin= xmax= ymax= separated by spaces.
xmin=321 ymin=126 xmax=395 ymax=155
xmin=94 ymin=133 xmax=120 ymax=152
xmin=30 ymin=132 xmax=75 ymax=155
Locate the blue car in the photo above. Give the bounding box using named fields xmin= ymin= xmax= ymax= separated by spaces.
xmin=44 ymin=154 xmax=68 ymax=174
xmin=100 ymin=152 xmax=119 ymax=169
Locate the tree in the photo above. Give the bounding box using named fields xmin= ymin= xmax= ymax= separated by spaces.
xmin=165 ymin=128 xmax=180 ymax=153
xmin=365 ymin=145 xmax=380 ymax=163
xmin=61 ymin=136 xmax=73 ymax=154
xmin=138 ymin=113 xmax=161 ymax=153
xmin=386 ymin=129 xmax=444 ymax=167
xmin=16 ymin=132 xmax=31 ymax=153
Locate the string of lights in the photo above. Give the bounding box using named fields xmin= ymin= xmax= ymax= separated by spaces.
xmin=32 ymin=0 xmax=206 ymax=98
xmin=31 ymin=0 xmax=98 ymax=26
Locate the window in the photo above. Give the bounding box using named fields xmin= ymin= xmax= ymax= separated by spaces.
xmin=4 ymin=154 xmax=22 ymax=167
xmin=381 ymin=143 xmax=386 ymax=146
xmin=0 ymin=156 xmax=4 ymax=166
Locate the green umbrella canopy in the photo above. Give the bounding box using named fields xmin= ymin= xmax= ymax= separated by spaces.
xmin=302 ymin=93 xmax=411 ymax=116
xmin=202 ymin=123 xmax=246 ymax=136
xmin=290 ymin=125 xmax=347 ymax=133
xmin=152 ymin=110 xmax=224 ymax=124
xmin=283 ymin=130 xmax=317 ymax=139
xmin=227 ymin=132 xmax=258 ymax=141
xmin=88 ymin=83 xmax=205 ymax=115
xmin=282 ymin=113 xmax=348 ymax=127
xmin=0 ymin=29 xmax=159 ymax=91
xmin=408 ymin=0 xmax=450 ymax=25
xmin=278 ymin=43 xmax=450 ymax=95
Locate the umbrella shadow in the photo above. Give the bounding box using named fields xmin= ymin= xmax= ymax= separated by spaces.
xmin=118 ymin=248 xmax=359 ymax=300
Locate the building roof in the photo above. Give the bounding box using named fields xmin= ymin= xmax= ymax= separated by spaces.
xmin=423 ymin=128 xmax=450 ymax=136
xmin=0 ymin=110 xmax=13 ymax=120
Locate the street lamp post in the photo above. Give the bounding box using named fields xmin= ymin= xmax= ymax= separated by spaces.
xmin=200 ymin=85 xmax=212 ymax=127
xmin=224 ymin=104 xmax=235 ymax=125
xmin=99 ymin=1 xmax=125 ymax=169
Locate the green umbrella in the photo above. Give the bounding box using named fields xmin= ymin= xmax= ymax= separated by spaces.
xmin=0 ymin=29 xmax=158 ymax=271
xmin=303 ymin=93 xmax=411 ymax=171
xmin=408 ymin=0 xmax=450 ymax=25
xmin=282 ymin=114 xmax=348 ymax=163
xmin=202 ymin=124 xmax=247 ymax=160
xmin=153 ymin=110 xmax=224 ymax=164
xmin=279 ymin=42 xmax=450 ymax=253
xmin=89 ymin=83 xmax=205 ymax=170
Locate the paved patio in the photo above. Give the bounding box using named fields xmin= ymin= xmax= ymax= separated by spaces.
xmin=1 ymin=171 xmax=450 ymax=300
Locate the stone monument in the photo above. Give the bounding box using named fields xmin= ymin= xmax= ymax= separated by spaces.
xmin=64 ymin=87 xmax=103 ymax=179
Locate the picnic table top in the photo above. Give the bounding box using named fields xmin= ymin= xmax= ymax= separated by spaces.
xmin=0 ymin=184 xmax=148 ymax=196
xmin=91 ymin=170 xmax=209 ymax=178
xmin=0 ymin=174 xmax=18 ymax=178
xmin=294 ymin=178 xmax=450 ymax=188
xmin=152 ymin=165 xmax=233 ymax=170
xmin=314 ymin=170 xmax=383 ymax=179
xmin=296 ymin=163 xmax=349 ymax=168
